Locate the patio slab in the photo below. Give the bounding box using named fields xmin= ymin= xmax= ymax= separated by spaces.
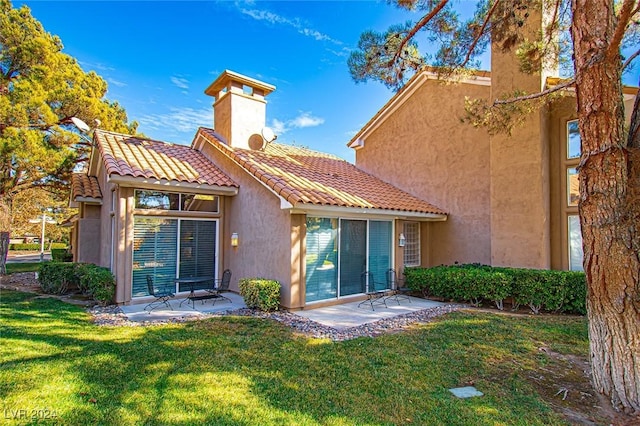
xmin=293 ymin=296 xmax=445 ymax=329
xmin=120 ymin=292 xmax=246 ymax=322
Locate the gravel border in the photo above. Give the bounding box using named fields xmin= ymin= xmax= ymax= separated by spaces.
xmin=90 ymin=304 xmax=462 ymax=341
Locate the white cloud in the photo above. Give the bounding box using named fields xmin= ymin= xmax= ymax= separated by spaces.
xmin=107 ymin=78 xmax=127 ymax=87
xmin=171 ymin=76 xmax=189 ymax=90
xmin=271 ymin=112 xmax=324 ymax=135
xmin=239 ymin=6 xmax=343 ymax=47
xmin=138 ymin=107 xmax=212 ymax=134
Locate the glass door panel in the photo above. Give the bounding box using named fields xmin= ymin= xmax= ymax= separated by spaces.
xmin=369 ymin=221 xmax=392 ymax=291
xmin=339 ymin=219 xmax=367 ymax=296
xmin=305 ymin=218 xmax=338 ymax=302
xmin=179 ymin=220 xmax=216 ymax=292
xmin=132 ymin=217 xmax=177 ymax=297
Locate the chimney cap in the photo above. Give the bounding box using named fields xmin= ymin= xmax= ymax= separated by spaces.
xmin=204 ymin=70 xmax=276 ymax=97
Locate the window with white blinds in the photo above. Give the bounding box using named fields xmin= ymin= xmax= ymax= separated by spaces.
xmin=403 ymin=222 xmax=420 ymax=267
xmin=132 ymin=217 xmax=217 ymax=297
xmin=369 ymin=221 xmax=392 ymax=291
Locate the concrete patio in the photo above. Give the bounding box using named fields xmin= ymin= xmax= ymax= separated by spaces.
xmin=120 ymin=292 xmax=446 ymax=329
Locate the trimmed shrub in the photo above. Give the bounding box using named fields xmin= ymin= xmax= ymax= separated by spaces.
xmin=77 ymin=264 xmax=115 ymax=305
xmin=51 ymin=248 xmax=73 ymax=262
xmin=404 ymin=264 xmax=586 ymax=315
xmin=239 ymin=278 xmax=281 ymax=311
xmin=9 ymin=243 xmax=41 ymax=251
xmin=38 ymin=262 xmax=79 ymax=294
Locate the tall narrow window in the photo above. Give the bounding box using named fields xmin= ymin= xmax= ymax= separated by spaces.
xmin=568 ymin=215 xmax=583 ymax=271
xmin=403 ymin=222 xmax=420 ymax=267
xmin=178 ymin=220 xmax=216 ymax=291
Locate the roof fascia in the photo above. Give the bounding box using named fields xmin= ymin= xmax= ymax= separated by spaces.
xmin=73 ymin=196 xmax=103 ymax=205
xmin=288 ymin=204 xmax=447 ymax=221
xmin=107 ymin=175 xmax=238 ymax=196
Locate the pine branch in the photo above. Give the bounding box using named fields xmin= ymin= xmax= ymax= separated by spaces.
xmin=459 ymin=0 xmax=500 ymax=69
xmin=388 ymin=0 xmax=450 ymax=67
xmin=622 ymin=47 xmax=640 ymax=71
xmin=493 ymin=78 xmax=575 ymax=105
xmin=608 ymin=0 xmax=638 ymax=60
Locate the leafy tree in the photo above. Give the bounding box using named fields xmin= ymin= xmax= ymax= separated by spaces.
xmin=11 ymin=187 xmax=74 ymax=244
xmin=349 ymin=0 xmax=639 ymax=414
xmin=0 ymin=0 xmax=137 ymax=273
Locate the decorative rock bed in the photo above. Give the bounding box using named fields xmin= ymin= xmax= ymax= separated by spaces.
xmin=90 ymin=304 xmax=462 ymax=341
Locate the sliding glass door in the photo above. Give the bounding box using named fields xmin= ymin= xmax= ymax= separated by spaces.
xmin=132 ymin=217 xmax=217 ymax=298
xmin=305 ymin=217 xmax=392 ymax=303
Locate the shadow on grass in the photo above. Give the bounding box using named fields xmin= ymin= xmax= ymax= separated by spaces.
xmin=0 ymin=289 xmax=588 ymax=425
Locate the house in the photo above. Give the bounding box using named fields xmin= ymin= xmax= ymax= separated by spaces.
xmin=70 ymin=9 xmax=637 ymax=309
xmin=348 ymin=16 xmax=637 ymax=273
xmin=70 ymin=71 xmax=447 ymax=308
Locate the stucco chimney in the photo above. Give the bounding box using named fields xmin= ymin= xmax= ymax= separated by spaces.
xmin=204 ymin=70 xmax=276 ymax=150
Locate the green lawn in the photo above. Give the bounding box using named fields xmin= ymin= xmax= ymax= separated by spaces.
xmin=0 ymin=290 xmax=590 ymax=425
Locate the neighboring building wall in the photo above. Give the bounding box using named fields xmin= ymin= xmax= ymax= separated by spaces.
xmin=196 ymin=137 xmax=294 ymax=307
xmin=356 ymin=79 xmax=492 ymax=267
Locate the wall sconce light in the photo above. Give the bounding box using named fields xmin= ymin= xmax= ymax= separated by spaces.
xmin=231 ymin=232 xmax=239 ymax=247
xmin=398 ymin=233 xmax=406 ymax=247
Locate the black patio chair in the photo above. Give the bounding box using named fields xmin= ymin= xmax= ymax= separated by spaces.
xmin=144 ymin=275 xmax=174 ymax=312
xmin=384 ymin=268 xmax=411 ymax=304
xmin=358 ymin=271 xmax=388 ymax=310
xmin=205 ymin=269 xmax=232 ymax=304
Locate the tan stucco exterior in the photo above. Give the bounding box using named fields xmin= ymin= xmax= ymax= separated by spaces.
xmin=356 ymin=78 xmax=492 ymax=267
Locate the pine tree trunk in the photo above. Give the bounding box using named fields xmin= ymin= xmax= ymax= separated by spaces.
xmin=571 ymin=0 xmax=640 ymax=414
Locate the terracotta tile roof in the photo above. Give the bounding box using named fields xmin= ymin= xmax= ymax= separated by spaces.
xmin=198 ymin=128 xmax=446 ymax=216
xmin=94 ymin=130 xmax=238 ymax=188
xmin=71 ymin=173 xmax=102 ymax=200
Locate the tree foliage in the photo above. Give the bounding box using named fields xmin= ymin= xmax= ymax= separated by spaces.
xmin=349 ymin=0 xmax=640 ymax=415
xmin=0 ymin=0 xmax=137 ymax=272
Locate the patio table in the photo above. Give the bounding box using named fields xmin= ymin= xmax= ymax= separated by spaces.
xmin=176 ymin=276 xmax=215 ymax=308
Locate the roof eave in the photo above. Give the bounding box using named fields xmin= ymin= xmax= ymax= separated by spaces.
xmin=288 ymin=203 xmax=447 ymax=221
xmin=73 ymin=196 xmax=103 ymax=205
xmin=107 ymin=175 xmax=239 ymax=196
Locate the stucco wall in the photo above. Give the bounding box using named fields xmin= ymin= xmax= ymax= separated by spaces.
xmin=196 ymin=137 xmax=294 ymax=307
xmin=76 ymin=217 xmax=100 ymax=265
xmin=356 ymin=79 xmax=492 ymax=266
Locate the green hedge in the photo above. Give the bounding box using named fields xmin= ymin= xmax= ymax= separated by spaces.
xmin=238 ymin=278 xmax=281 ymax=311
xmin=51 ymin=248 xmax=73 ymax=262
xmin=404 ymin=264 xmax=586 ymax=315
xmin=9 ymin=242 xmax=67 ymax=250
xmin=38 ymin=262 xmax=115 ymax=305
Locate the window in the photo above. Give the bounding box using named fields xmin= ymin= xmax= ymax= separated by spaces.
xmin=567 ymin=168 xmax=579 ymax=206
xmin=567 ymin=120 xmax=581 ymax=159
xmin=568 ymin=215 xmax=583 ymax=271
xmin=304 ymin=217 xmax=393 ymax=303
xmin=403 ymin=222 xmax=420 ymax=267
xmin=135 ymin=190 xmax=218 ymax=212
xmin=563 ymin=120 xmax=583 ymax=271
xmin=132 ymin=217 xmax=218 ymax=297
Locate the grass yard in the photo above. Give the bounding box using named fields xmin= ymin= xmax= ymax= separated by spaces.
xmin=0 ymin=289 xmax=598 ymax=425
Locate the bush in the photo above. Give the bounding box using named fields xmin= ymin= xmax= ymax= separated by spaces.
xmin=405 ymin=264 xmax=586 ymax=315
xmin=39 ymin=262 xmax=79 ymax=294
xmin=51 ymin=248 xmax=73 ymax=262
xmin=239 ymin=278 xmax=281 ymax=311
xmin=38 ymin=262 xmax=115 ymax=305
xmin=76 ymin=264 xmax=115 ymax=305
xmin=50 ymin=243 xmax=67 ymax=250
xmin=9 ymin=243 xmax=41 ymax=251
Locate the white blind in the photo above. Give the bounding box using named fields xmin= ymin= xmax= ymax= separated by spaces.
xmin=132 ymin=217 xmax=177 ymax=297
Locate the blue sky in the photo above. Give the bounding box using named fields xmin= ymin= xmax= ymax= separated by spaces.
xmin=19 ymin=1 xmax=640 ymax=162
